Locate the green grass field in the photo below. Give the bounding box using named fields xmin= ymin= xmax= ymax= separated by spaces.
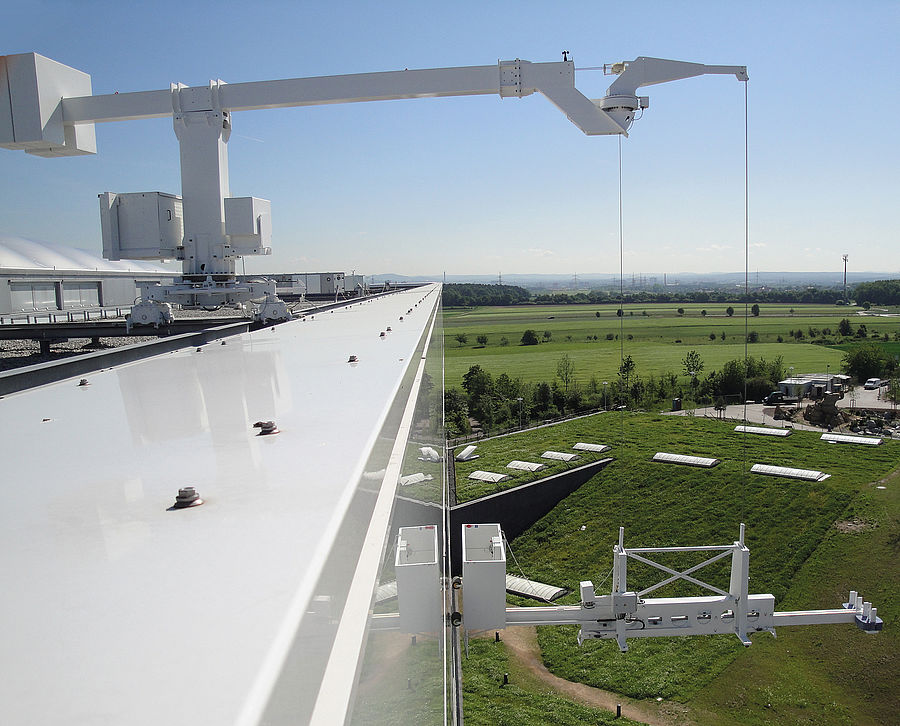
xmin=459 ymin=411 xmax=900 ymax=725
xmin=443 ymin=303 xmax=900 ymax=388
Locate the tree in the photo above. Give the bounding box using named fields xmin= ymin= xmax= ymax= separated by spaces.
xmin=838 ymin=318 xmax=853 ymax=336
xmin=595 ymin=311 xmax=601 ymax=318
xmin=856 ymin=324 xmax=868 ymax=338
xmin=543 ymin=330 xmax=552 ymax=342
xmin=521 ymin=329 xmax=539 ymax=345
xmin=842 ymin=343 xmax=894 ymax=381
xmin=726 ymin=306 xmax=735 ymax=317
xmin=751 ymin=303 xmax=760 ymax=317
xmin=533 ymin=381 xmax=552 ymax=413
xmin=720 ymin=331 xmax=726 ymax=340
xmin=701 ymin=309 xmax=707 ymax=316
xmin=616 ymin=308 xmax=623 ymax=317
xmin=682 ymin=350 xmax=704 ymax=378
xmin=677 ymin=307 xmax=685 ymax=316
xmin=556 ymin=354 xmax=575 ymax=392
xmin=709 ymin=332 xmax=717 ymax=340
xmin=476 ymin=334 xmax=488 ymax=346
xmin=461 ymin=365 xmax=493 ymax=400
xmin=618 ymin=355 xmax=636 ymax=386
xmin=499 ymin=336 xmax=509 ymax=346
xmin=747 ymin=331 xmax=759 ymax=343
xmin=454 ymin=333 xmax=468 ymax=347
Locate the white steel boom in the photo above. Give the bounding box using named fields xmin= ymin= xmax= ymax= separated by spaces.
xmin=1 ymin=52 xmax=746 ymax=319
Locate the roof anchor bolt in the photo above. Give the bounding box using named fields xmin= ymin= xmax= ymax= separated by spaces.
xmin=253 ymin=420 xmax=279 ymax=436
xmin=77 ymin=378 xmax=90 ymax=387
xmin=170 ymin=486 xmax=203 ymax=510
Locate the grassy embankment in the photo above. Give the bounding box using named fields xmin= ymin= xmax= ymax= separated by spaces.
xmin=459 ymin=411 xmax=900 ymax=725
xmin=443 ymin=303 xmax=899 ymax=388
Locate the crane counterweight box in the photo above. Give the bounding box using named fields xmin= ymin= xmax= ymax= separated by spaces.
xmin=99 ymin=191 xmax=183 ymax=261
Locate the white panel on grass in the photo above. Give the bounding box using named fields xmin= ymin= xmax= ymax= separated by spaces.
xmin=751 ymin=464 xmax=830 ymax=481
xmin=506 ymin=460 xmax=545 ymax=472
xmin=573 ymin=442 xmax=611 ymax=452
xmin=468 ymin=470 xmax=510 ymax=483
xmin=734 ymin=425 xmax=792 ymax=437
xmin=652 ymin=452 xmax=720 ymax=468
xmin=541 ymin=451 xmax=579 ymax=462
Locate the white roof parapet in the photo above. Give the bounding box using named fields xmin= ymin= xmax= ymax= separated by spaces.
xmin=734 ymin=425 xmax=792 ymax=437
xmin=456 ymin=445 xmax=479 ymax=461
xmin=652 ymin=452 xmax=720 ymax=468
xmin=505 ymin=574 xmax=567 ymax=602
xmin=468 ymin=470 xmax=510 ymax=483
xmin=820 ymin=433 xmax=883 ymax=446
xmin=573 ymin=442 xmax=611 ymax=452
xmin=751 ymin=464 xmax=831 ymax=482
xmin=506 ymin=460 xmax=545 ymax=472
xmin=541 ymin=451 xmax=580 ymax=462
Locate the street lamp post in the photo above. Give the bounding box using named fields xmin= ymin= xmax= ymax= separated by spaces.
xmin=517 ymin=397 xmax=524 ymax=429
xmin=603 ymin=381 xmax=608 ymax=410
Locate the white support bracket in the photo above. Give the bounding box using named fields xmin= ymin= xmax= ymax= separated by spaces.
xmin=494 ymin=525 xmax=881 ymax=652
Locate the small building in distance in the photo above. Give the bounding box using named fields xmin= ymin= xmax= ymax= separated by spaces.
xmin=0 ymin=235 xmax=174 ymax=318
xmin=779 ymin=373 xmax=849 ymax=399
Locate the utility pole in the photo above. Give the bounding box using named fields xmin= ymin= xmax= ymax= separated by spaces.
xmin=842 ymin=254 xmax=849 ymax=302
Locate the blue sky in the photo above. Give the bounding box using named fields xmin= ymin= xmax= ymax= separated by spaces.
xmin=2 ymin=1 xmax=898 ymax=278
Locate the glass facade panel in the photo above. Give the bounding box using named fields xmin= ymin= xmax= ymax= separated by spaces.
xmin=350 ymin=292 xmax=450 ymax=725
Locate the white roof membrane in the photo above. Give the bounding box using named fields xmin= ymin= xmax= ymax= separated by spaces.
xmin=0 ymin=284 xmax=441 ymax=725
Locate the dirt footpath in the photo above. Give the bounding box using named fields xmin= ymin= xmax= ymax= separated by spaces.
xmin=498 ymin=626 xmax=692 ymax=725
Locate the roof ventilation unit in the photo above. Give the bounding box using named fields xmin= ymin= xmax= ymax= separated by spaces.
xmin=751 ymin=464 xmax=831 ymax=481
xmin=652 ymin=452 xmax=720 ymax=468
xmin=734 ymin=425 xmax=792 ymax=437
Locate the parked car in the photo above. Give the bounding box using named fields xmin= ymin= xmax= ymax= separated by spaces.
xmin=864 ymin=378 xmax=882 ymax=390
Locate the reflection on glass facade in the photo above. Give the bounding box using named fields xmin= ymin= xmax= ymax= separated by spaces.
xmin=351 ymin=294 xmax=450 ymax=725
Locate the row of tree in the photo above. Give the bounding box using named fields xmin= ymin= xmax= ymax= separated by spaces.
xmin=441 ymin=283 xmax=530 ymax=307
xmin=854 ymin=280 xmax=900 ymax=306
xmin=445 ymin=341 xmax=900 ymax=436
xmin=443 ymin=281 xmax=900 ymax=308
